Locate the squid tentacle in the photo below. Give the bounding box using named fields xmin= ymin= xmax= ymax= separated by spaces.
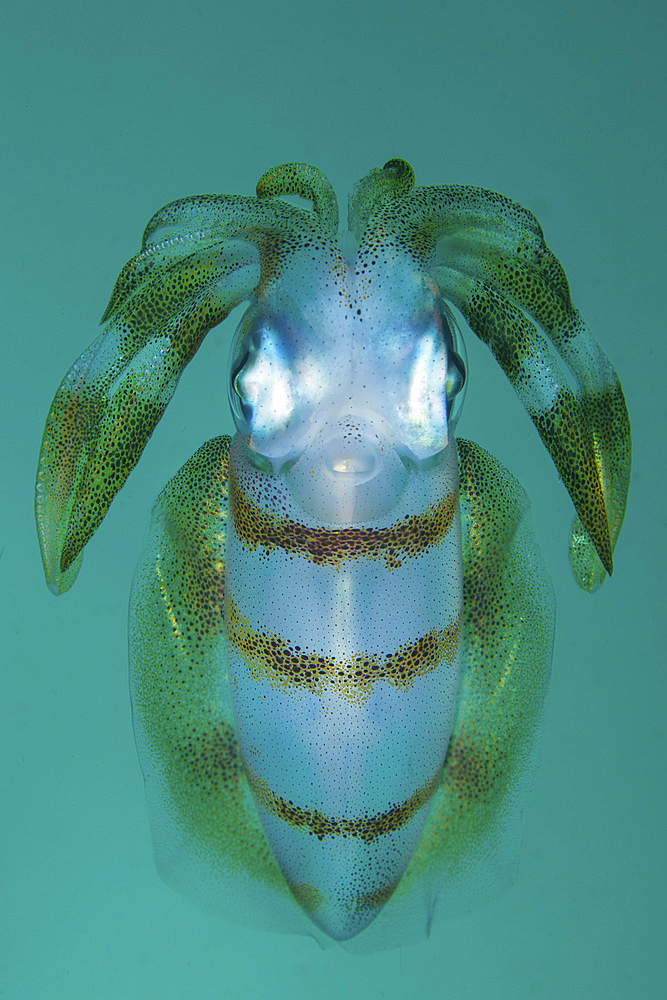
xmin=348 ymin=158 xmax=416 ymax=242
xmin=103 ymin=194 xmax=325 ymax=323
xmin=256 ymin=162 xmax=339 ymax=235
xmin=36 ymin=194 xmax=336 ymax=595
xmin=36 ymin=162 xmax=630 ymax=599
xmin=363 ymin=183 xmax=630 ymax=589
xmin=434 ymin=266 xmax=614 ymax=579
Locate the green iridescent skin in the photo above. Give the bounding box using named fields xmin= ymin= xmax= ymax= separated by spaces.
xmin=35 ymin=161 xmax=630 ymax=947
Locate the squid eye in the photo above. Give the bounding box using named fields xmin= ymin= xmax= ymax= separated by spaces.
xmin=388 ymin=303 xmax=467 ymax=462
xmin=229 ymin=326 xmax=296 ymax=443
xmin=227 ymin=300 xmax=338 ymax=472
xmin=230 ymin=349 xmax=253 ymax=426
xmin=442 ymin=305 xmax=467 ymax=429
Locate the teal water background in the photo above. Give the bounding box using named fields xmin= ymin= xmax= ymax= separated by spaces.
xmin=2 ymin=1 xmax=664 ymax=996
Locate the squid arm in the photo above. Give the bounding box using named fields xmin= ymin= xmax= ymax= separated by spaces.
xmin=35 ymin=189 xmax=327 ymax=594
xmin=362 ymin=174 xmax=631 ymax=590
xmin=36 ymin=160 xmax=630 ymax=595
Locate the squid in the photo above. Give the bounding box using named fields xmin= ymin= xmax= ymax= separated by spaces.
xmin=35 ymin=160 xmax=631 ymax=950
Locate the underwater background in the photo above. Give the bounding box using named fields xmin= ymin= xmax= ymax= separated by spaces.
xmin=2 ymin=0 xmax=664 ymax=996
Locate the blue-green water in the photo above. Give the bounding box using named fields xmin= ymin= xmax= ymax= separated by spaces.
xmin=3 ymin=0 xmax=664 ymax=996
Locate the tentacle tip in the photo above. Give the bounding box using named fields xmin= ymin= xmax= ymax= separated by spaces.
xmin=255 ymin=176 xmax=271 ymax=199
xmin=381 ymin=158 xmax=415 ymax=191
xmin=568 ymin=517 xmax=613 ymax=592
xmin=43 ymin=565 xmax=77 ymax=596
xmin=598 ymin=540 xmax=614 ymax=579
xmin=43 ymin=547 xmax=83 ymax=596
xmin=382 ymin=157 xmax=412 ymax=173
xmin=255 ymin=162 xmax=297 ymax=199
